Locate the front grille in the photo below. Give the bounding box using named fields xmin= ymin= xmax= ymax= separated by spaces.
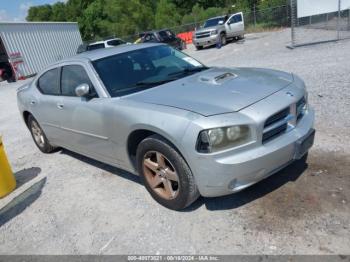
xmin=264 ymin=108 xmax=290 ymax=127
xmin=296 ymin=97 xmax=306 ymax=121
xmin=262 ymin=123 xmax=288 ymax=142
xmin=262 ymin=107 xmax=290 ymax=143
xmin=196 ymin=32 xmax=210 ymax=38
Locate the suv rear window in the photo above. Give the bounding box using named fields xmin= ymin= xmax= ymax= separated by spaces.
xmin=107 ymin=39 xmax=125 ymax=46
xmin=87 ymin=43 xmax=105 ymax=51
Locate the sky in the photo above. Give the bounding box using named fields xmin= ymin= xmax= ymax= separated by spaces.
xmin=0 ymin=0 xmax=66 ymax=21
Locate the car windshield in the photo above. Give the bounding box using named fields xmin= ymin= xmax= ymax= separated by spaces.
xmin=203 ymin=17 xmax=224 ymax=28
xmin=92 ymin=45 xmax=208 ymax=97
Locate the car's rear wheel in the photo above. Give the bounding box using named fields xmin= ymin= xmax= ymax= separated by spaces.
xmin=28 ymin=115 xmax=56 ymax=153
xmin=195 ymin=45 xmax=203 ymax=50
xmin=136 ymin=135 xmax=199 ymax=210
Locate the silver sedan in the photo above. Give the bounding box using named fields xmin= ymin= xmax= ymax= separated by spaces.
xmin=17 ymin=43 xmax=315 ymax=210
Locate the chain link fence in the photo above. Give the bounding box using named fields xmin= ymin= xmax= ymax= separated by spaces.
xmin=289 ymin=0 xmax=350 ymax=48
xmin=122 ymin=5 xmax=290 ymax=43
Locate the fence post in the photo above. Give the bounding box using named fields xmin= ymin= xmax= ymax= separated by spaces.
xmin=253 ymin=4 xmax=257 ymax=27
xmin=337 ymin=0 xmax=341 ymax=40
xmin=290 ymin=0 xmax=296 ymax=48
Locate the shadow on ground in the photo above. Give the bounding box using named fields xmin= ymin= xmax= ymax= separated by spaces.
xmin=60 ymin=149 xmax=142 ymax=185
xmin=60 ymin=148 xmax=308 ymax=212
xmin=0 ymin=167 xmax=45 ymax=227
xmin=186 ymin=159 xmax=308 ymax=211
xmin=15 ymin=167 xmax=41 ymax=189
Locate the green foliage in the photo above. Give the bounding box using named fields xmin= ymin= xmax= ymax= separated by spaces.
xmin=27 ymin=4 xmax=52 ymax=21
xmin=155 ymin=0 xmax=182 ymax=29
xmin=26 ymin=0 xmax=288 ymax=41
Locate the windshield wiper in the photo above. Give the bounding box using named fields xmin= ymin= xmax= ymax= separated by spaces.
xmin=168 ymin=66 xmax=209 ymax=77
xmin=135 ymin=78 xmax=178 ymax=88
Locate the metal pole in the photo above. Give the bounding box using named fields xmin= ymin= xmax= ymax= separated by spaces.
xmin=291 ymin=0 xmax=296 ymax=48
xmin=337 ymin=0 xmax=341 ymax=40
xmin=254 ymin=4 xmax=257 ymax=27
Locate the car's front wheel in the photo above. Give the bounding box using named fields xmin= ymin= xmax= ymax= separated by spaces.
xmin=221 ymin=33 xmax=227 ymax=45
xmin=28 ymin=115 xmax=56 ymax=153
xmin=136 ymin=135 xmax=199 ymax=210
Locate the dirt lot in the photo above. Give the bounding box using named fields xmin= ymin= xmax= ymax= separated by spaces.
xmin=0 ymin=29 xmax=349 ymax=255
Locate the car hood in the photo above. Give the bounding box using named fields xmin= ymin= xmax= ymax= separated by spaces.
xmin=195 ymin=26 xmax=221 ymax=34
xmin=125 ymin=67 xmax=294 ymax=116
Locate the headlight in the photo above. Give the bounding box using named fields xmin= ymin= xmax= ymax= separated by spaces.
xmin=196 ymin=125 xmax=251 ymax=153
xmin=210 ymin=30 xmax=218 ymax=36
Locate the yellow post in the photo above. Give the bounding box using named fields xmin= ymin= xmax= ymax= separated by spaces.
xmin=0 ymin=136 xmax=16 ymax=198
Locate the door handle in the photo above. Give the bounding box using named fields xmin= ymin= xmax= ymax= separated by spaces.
xmin=57 ymin=103 xmax=64 ymax=109
xmin=30 ymin=100 xmax=36 ymax=105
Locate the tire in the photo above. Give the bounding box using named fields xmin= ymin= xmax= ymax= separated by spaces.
xmin=28 ymin=115 xmax=56 ymax=153
xmin=136 ymin=135 xmax=200 ymax=210
xmin=221 ymin=33 xmax=227 ymax=46
xmin=6 ymin=77 xmax=16 ymax=83
xmin=195 ymin=45 xmax=203 ymax=50
xmin=238 ymin=34 xmax=245 ymax=40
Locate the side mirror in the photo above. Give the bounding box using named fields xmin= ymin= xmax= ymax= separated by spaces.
xmin=75 ymin=83 xmax=90 ymax=97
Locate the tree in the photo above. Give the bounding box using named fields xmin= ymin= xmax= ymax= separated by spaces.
xmin=155 ymin=0 xmax=182 ymax=29
xmin=51 ymin=2 xmax=67 ymax=21
xmin=27 ymin=4 xmax=52 ymax=21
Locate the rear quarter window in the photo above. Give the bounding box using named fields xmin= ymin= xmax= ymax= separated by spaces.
xmin=37 ymin=68 xmax=60 ymax=95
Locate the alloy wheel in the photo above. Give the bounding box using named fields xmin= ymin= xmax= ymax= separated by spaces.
xmin=31 ymin=121 xmax=45 ymax=147
xmin=143 ymin=151 xmax=180 ymax=200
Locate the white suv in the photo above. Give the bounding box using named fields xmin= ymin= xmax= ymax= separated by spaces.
xmin=77 ymin=38 xmax=130 ymax=53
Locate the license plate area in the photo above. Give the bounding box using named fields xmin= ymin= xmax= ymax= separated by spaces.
xmin=294 ymin=129 xmax=315 ymax=159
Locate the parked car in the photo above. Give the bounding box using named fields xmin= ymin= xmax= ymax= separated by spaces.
xmin=17 ymin=44 xmax=315 ymax=210
xmin=193 ymin=12 xmax=245 ymax=50
xmin=77 ymin=37 xmax=129 ymax=53
xmin=137 ymin=29 xmax=186 ymax=50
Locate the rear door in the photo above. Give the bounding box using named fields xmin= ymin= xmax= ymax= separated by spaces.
xmin=225 ymin=12 xmax=244 ymax=38
xmin=31 ymin=67 xmax=63 ymax=143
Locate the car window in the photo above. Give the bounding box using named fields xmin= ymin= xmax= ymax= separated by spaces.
xmin=229 ymin=14 xmax=242 ymax=24
xmin=92 ymin=45 xmax=206 ymax=97
xmin=37 ymin=68 xmax=60 ymax=95
xmin=144 ymin=33 xmax=156 ymax=42
xmin=107 ymin=39 xmax=125 ymax=46
xmin=61 ymin=65 xmax=95 ymax=97
xmin=87 ymin=43 xmax=105 ymax=51
xmin=158 ymin=30 xmax=175 ymax=40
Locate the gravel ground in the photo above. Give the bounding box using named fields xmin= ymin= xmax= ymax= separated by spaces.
xmin=0 ymin=28 xmax=349 ymax=255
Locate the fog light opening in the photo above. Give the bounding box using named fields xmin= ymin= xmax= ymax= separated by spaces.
xmin=228 ymin=178 xmax=237 ymax=190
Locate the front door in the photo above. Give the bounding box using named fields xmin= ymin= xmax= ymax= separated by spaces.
xmin=57 ymin=64 xmax=116 ymax=163
xmin=225 ymin=12 xmax=244 ymax=38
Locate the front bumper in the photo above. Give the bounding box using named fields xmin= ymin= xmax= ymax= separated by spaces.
xmin=193 ymin=35 xmax=218 ymax=47
xmin=187 ymin=108 xmax=315 ymax=197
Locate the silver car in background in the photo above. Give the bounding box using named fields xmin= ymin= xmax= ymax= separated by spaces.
xmin=193 ymin=12 xmax=245 ymax=50
xmin=17 ymin=43 xmax=315 ymax=210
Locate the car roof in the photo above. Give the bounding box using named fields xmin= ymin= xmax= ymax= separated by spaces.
xmin=61 ymin=43 xmax=164 ymax=63
xmin=88 ymin=38 xmax=123 ymax=45
xmin=207 ymin=16 xmax=226 ymax=20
